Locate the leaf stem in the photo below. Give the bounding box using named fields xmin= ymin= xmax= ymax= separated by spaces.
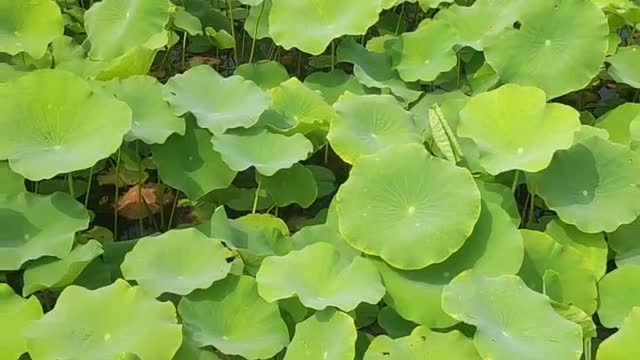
xmin=252 ymin=178 xmax=263 ymax=214
xmin=167 ymin=191 xmax=180 ymax=230
xmin=511 ymin=170 xmax=520 ymax=194
xmin=330 ymin=40 xmax=336 ymax=71
xmin=181 ymin=32 xmax=188 ymax=70
xmin=395 ymin=3 xmax=406 ymax=35
xmin=84 ymin=165 xmax=94 ymax=208
xmin=67 ymin=173 xmax=75 ymax=199
xmin=226 ymin=0 xmax=238 ymax=61
xmin=114 ymin=147 xmax=122 ymax=241
xmin=249 ymin=1 xmax=266 ymax=63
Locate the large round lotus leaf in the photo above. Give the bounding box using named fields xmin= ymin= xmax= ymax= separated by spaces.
xmin=364 ymin=327 xmax=481 ymax=360
xmin=152 ymin=118 xmax=236 ymax=200
xmin=608 ymin=218 xmax=640 ymax=267
xmin=518 ymin=230 xmax=598 ymax=314
xmin=0 ymin=161 xmax=24 ymax=194
xmin=596 ymin=307 xmax=640 ymax=360
xmin=0 ymin=0 xmax=63 ymax=58
xmin=234 ymin=60 xmax=289 ymax=90
xmin=0 ymin=192 xmax=89 ymax=271
xmin=595 ymin=103 xmax=640 ymax=148
xmin=304 ymin=69 xmax=369 ymax=105
xmin=178 ymin=275 xmax=289 ymax=359
xmin=458 ymin=84 xmax=581 ymax=175
xmin=23 ymin=240 xmax=103 ymax=296
xmin=269 ymin=0 xmax=383 ymax=55
xmin=0 ymin=284 xmax=43 ymax=360
xmin=484 ymin=0 xmax=608 ymax=99
xmin=0 ymin=69 xmax=131 ymax=181
xmin=336 ymin=144 xmax=481 ymax=270
xmin=85 ymin=0 xmax=170 ymax=60
xmin=211 ymin=129 xmax=313 ymax=176
xmin=607 ymin=45 xmax=640 ymax=88
xmin=373 ymin=200 xmax=522 ymax=328
xmin=164 ymin=65 xmax=270 ymax=134
xmin=24 ymin=279 xmax=182 ymax=360
xmin=598 ymin=265 xmax=640 ymax=328
xmin=283 ymin=309 xmax=356 ymax=360
xmin=328 ymin=93 xmax=423 ymax=164
xmin=103 ymin=75 xmax=185 ymax=144
xmin=531 ymin=135 xmax=640 ymax=233
xmin=442 ymin=272 xmax=583 ymax=360
xmin=395 ymin=20 xmax=457 ymax=82
xmin=258 ymin=163 xmax=318 ymax=208
xmin=121 ymin=228 xmax=232 ymax=297
xmin=544 ymin=219 xmax=607 ymax=280
xmin=256 ymin=242 xmax=385 ymax=311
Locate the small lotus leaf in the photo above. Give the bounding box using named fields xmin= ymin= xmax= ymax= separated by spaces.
xmin=0 ymin=192 xmax=89 ymax=271
xmin=244 ymin=0 xmax=271 ymax=40
xmin=85 ymin=0 xmax=171 ymax=60
xmin=304 ymin=69 xmax=369 ymax=105
xmin=458 ymin=84 xmax=581 ymax=175
xmin=25 ymin=279 xmax=182 ymax=360
xmin=173 ymin=7 xmax=203 ymax=35
xmin=608 ymin=218 xmax=640 ymax=267
xmin=283 ymin=309 xmax=356 ymax=360
xmin=291 ymin=221 xmax=359 ymax=257
xmin=441 ymin=272 xmax=583 ymax=360
xmin=307 ymin=165 xmax=336 ymax=198
xmin=377 ymin=307 xmax=417 ymax=338
xmin=164 ymin=65 xmax=270 ymax=134
xmin=595 ymin=103 xmax=640 ymax=148
xmin=596 ymin=307 xmax=640 ymax=360
xmin=0 ymin=69 xmax=131 ymax=181
xmin=258 ymin=163 xmax=318 ymax=208
xmin=598 ymin=265 xmax=640 ymax=328
xmin=234 ymin=60 xmax=289 ymax=90
xmin=0 ymin=161 xmax=24 ymax=194
xmin=211 ymin=129 xmax=313 ymax=176
xmin=178 ymin=275 xmax=289 ymax=359
xmin=121 ymin=228 xmax=232 ymax=297
xmin=336 ymin=144 xmax=481 ymax=269
xmin=475 ymin=180 xmax=521 ymax=225
xmin=0 ymin=0 xmax=63 ymax=58
xmin=256 ymin=242 xmax=384 ymax=311
xmin=607 ymin=45 xmax=640 ymax=88
xmin=0 ymin=284 xmax=43 ymax=360
xmin=328 ymin=93 xmax=422 ymax=164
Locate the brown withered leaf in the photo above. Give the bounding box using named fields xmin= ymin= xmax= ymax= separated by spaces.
xmin=117 ymin=184 xmax=175 ymax=220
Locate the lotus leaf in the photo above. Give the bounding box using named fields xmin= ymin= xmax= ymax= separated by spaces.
xmin=328 ymin=93 xmax=422 ymax=164
xmin=291 ymin=221 xmax=359 ymax=257
xmin=0 ymin=161 xmax=24 ymax=194
xmin=234 ymin=60 xmax=289 ymax=90
xmin=24 ymin=279 xmax=182 ymax=360
xmin=475 ymin=180 xmax=521 ymax=225
xmin=164 ymin=65 xmax=270 ymax=134
xmin=173 ymin=7 xmax=203 ymax=35
xmin=442 ymin=272 xmax=583 ymax=360
xmin=595 ymin=103 xmax=640 ymax=149
xmin=173 ymin=336 xmax=222 ymax=360
xmin=531 ymin=135 xmax=640 ymax=233
xmin=0 ymin=0 xmax=63 ymax=58
xmin=103 ymin=75 xmax=185 ymax=144
xmin=152 ymin=118 xmax=236 ymax=200
xmin=23 ymin=240 xmax=103 ymax=296
xmin=258 ymin=163 xmax=318 ymax=208
xmin=596 ymin=307 xmax=640 ymax=360
xmin=484 ymin=0 xmax=608 ymax=98
xmin=211 ymin=129 xmax=313 ymax=176
xmin=0 ymin=192 xmax=89 ymax=271
xmin=256 ymin=242 xmax=384 ymax=311
xmin=0 ymin=284 xmax=43 ymax=360
xmin=121 ymin=228 xmax=232 ymax=297
xmin=0 ymin=69 xmax=131 ymax=180
xmin=608 ymin=218 xmax=640 ymax=267
xmin=458 ymin=84 xmax=581 ymax=175
xmin=377 ymin=307 xmax=417 ymax=338
xmin=336 ymin=144 xmax=481 ymax=269
xmin=244 ymin=0 xmax=271 ymax=40
xmin=269 ymin=0 xmax=383 ymax=55
xmin=178 ymin=275 xmax=289 ymax=359
xmin=607 ymin=45 xmax=640 ymax=88
xmin=307 ymin=165 xmax=336 ymax=197
xmin=85 ymin=0 xmax=171 ymax=60
xmin=283 ymin=309 xmax=356 ymax=360
xmin=304 ymin=69 xmax=369 ymax=104
xmin=598 ymin=265 xmax=640 ymax=328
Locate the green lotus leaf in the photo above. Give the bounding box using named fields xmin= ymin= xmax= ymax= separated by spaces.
xmin=121 ymin=228 xmax=232 ymax=297
xmin=204 ymin=27 xmax=235 ymax=49
xmin=0 ymin=161 xmax=25 ymax=194
xmin=307 ymin=165 xmax=336 ymax=198
xmin=458 ymin=84 xmax=581 ymax=175
xmin=0 ymin=284 xmax=43 ymax=360
xmin=595 ymin=102 xmax=640 ymax=149
xmin=373 ymin=200 xmax=522 ymax=328
xmin=283 ymin=309 xmax=356 ymax=360
xmin=328 ymin=93 xmax=422 ymax=164
xmin=291 ymin=221 xmax=359 ymax=257
xmin=531 ymin=135 xmax=640 ymax=233
xmin=210 ymin=185 xmax=274 ymax=212
xmin=377 ymin=307 xmax=417 ymax=338
xmin=304 ymin=69 xmax=369 ymax=105
xmin=211 ymin=129 xmax=313 ymax=176
xmin=598 ymin=265 xmax=640 ymax=328
xmin=103 ymin=75 xmax=185 ymax=144
xmin=608 ymin=218 xmax=640 ymax=267
xmin=596 ymin=307 xmax=640 ymax=360
xmin=152 ymin=118 xmax=236 ymax=200
xmin=607 ymin=45 xmax=640 ymax=88
xmin=234 ymin=60 xmax=289 ymax=90
xmin=419 ymin=0 xmax=454 ymax=9
xmin=544 ymin=219 xmax=607 ymax=280
xmin=164 ymin=65 xmax=270 ymax=134
xmin=336 ymin=144 xmax=481 ymax=269
xmin=442 ymin=272 xmax=583 ymax=360
xmin=0 ymin=192 xmax=89 ymax=271
xmin=269 ymin=0 xmax=383 ymax=55
xmin=173 ymin=7 xmax=203 ymax=35
xmin=85 ymin=0 xmax=171 ymax=60
xmin=484 ymin=0 xmax=608 ymax=98
xmin=178 ymin=275 xmax=289 ymax=359
xmin=364 ymin=327 xmax=481 ymax=360
xmin=394 ymin=20 xmax=457 ymax=82
xmin=0 ymin=0 xmax=63 ymax=58
xmin=258 ymin=163 xmax=318 ymax=208
xmin=173 ymin=336 xmax=222 ymax=360
xmin=410 ymin=90 xmax=469 ymax=136
xmin=23 ymin=240 xmax=104 ymax=296
xmin=0 ymin=69 xmax=131 ymax=181
xmin=475 ymin=180 xmax=521 ymax=225
xmin=0 ymin=63 xmax=25 ymax=83
xmin=518 ymin=230 xmax=598 ymax=314
xmin=244 ymin=0 xmax=271 ymax=40
xmin=256 ymin=242 xmax=384 ymax=311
